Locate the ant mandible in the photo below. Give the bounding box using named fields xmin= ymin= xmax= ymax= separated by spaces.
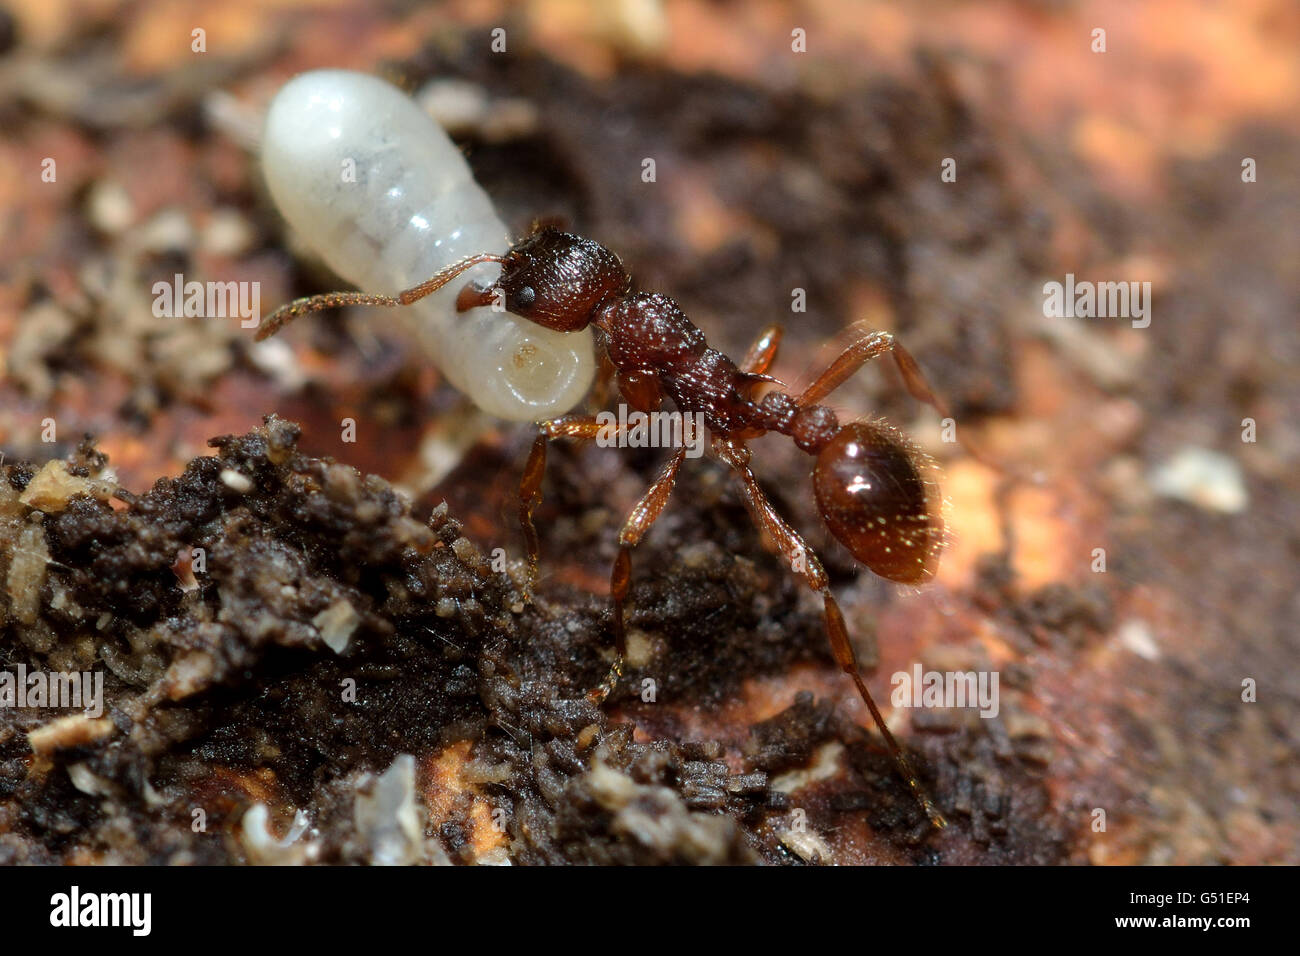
xmin=258 ymin=222 xmax=958 ymax=829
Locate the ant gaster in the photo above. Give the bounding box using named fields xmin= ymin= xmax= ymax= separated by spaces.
xmin=259 ymin=223 xmax=957 ymax=828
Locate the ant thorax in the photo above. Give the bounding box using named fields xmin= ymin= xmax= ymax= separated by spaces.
xmin=594 ymin=293 xmax=765 ymax=434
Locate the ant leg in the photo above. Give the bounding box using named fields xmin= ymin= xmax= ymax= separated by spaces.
xmin=798 ymin=323 xmax=942 ymax=411
xmin=518 ymin=434 xmax=549 ymax=599
xmin=589 ymin=446 xmax=689 ymax=706
xmin=797 ymin=322 xmax=997 ymax=469
xmin=723 ymin=447 xmax=947 ymax=829
xmin=255 ymin=252 xmax=504 ymax=341
xmin=741 ymin=324 xmax=784 ymax=375
xmin=519 ymin=415 xmax=631 ymax=598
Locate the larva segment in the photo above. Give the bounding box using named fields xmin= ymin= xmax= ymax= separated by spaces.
xmin=260 ymin=70 xmax=596 ymax=421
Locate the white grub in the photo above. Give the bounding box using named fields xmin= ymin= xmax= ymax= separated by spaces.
xmin=312 ymin=598 xmax=360 ymax=654
xmin=240 ymin=805 xmax=319 ymax=865
xmin=218 ymin=468 xmax=253 ymax=493
xmin=261 ymin=70 xmax=595 ymax=422
xmin=1148 ymin=446 xmax=1248 ymax=514
xmin=352 ymin=754 xmax=428 ymax=866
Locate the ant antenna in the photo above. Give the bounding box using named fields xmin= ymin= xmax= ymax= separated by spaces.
xmin=254 ymin=252 xmax=506 ymax=341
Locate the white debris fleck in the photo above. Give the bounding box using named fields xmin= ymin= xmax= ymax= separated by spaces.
xmin=219 ymin=469 xmax=253 ymax=493
xmin=778 ymin=826 xmax=835 ymax=864
xmin=1148 ymin=446 xmax=1248 ymax=514
xmin=417 ymin=78 xmax=490 ymax=132
xmin=7 ymin=521 xmax=50 ymax=625
xmin=313 ymin=599 xmax=360 ymax=654
xmin=139 ymin=207 xmax=194 ymax=253
xmin=241 ymin=804 xmax=318 ymax=865
xmin=1117 ymin=618 xmax=1160 ymax=661
xmin=770 ymin=741 xmax=845 ymax=794
xmin=67 ymin=762 xmax=116 ymax=797
xmin=20 ymin=460 xmax=100 ymax=512
xmin=247 ymin=336 xmax=307 ymax=392
xmin=200 ymin=207 xmax=255 ymax=257
xmin=86 ymin=180 xmax=135 ymax=233
xmin=607 ymin=0 xmax=670 ymax=57
xmin=28 ymin=714 xmax=116 ymax=754
xmin=353 ymin=754 xmax=425 ymax=866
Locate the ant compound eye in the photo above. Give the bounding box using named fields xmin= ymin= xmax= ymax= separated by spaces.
xmin=261 ymin=69 xmax=595 ymax=422
xmin=813 ymin=419 xmax=944 ymax=584
xmin=514 ymin=286 xmax=537 ymax=310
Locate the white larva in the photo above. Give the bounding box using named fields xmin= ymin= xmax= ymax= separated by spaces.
xmin=260 ymin=69 xmax=596 ymax=421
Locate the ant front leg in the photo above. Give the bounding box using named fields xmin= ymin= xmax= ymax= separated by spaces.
xmin=519 ymin=414 xmax=633 ymax=599
xmin=716 ymin=438 xmax=948 ymax=829
xmin=590 ymin=446 xmax=689 ymax=706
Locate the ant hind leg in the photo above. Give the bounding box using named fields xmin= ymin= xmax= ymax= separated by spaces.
xmin=720 ymin=444 xmax=947 ymax=829
xmin=797 ymin=322 xmax=1000 ymax=471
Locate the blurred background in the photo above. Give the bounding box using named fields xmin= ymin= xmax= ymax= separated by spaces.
xmin=0 ymin=0 xmax=1296 ymax=863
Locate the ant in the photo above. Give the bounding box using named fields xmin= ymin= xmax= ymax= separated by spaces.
xmin=258 ymin=222 xmax=966 ymax=829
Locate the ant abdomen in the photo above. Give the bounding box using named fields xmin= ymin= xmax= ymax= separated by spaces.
xmin=812 ymin=419 xmax=945 ymax=585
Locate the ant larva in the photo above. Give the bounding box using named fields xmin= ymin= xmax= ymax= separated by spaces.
xmin=260 ymin=70 xmax=595 ymax=421
xmin=260 ymin=208 xmax=967 ymax=828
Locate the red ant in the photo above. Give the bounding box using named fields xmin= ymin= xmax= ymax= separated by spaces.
xmin=259 ymin=223 xmax=962 ymax=829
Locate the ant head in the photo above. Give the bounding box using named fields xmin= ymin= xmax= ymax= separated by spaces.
xmin=812 ymin=419 xmax=944 ymax=585
xmin=457 ymin=227 xmax=630 ymax=332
